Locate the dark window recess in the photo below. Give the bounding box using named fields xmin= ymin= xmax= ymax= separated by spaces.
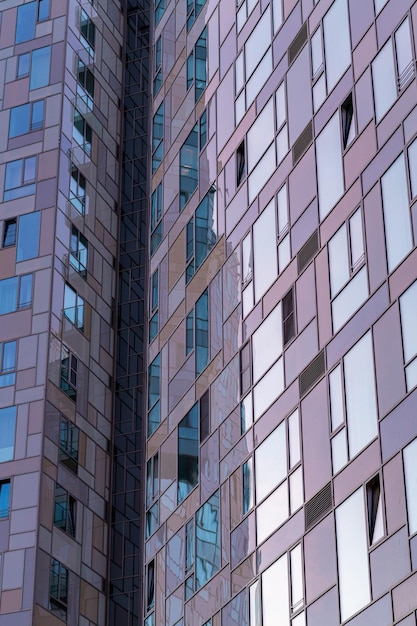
xmin=297 ymin=229 xmax=319 ymax=274
xmin=366 ymin=475 xmax=382 ymax=545
xmin=282 ymin=288 xmax=295 ymax=345
xmin=236 ymin=141 xmax=246 ymax=186
xmin=288 ymin=22 xmax=308 ymax=64
xmin=240 ymin=342 xmax=251 ymax=396
xmin=146 ymin=559 xmax=155 ymax=612
xmin=54 ymin=483 xmax=76 ymax=537
xmin=292 ymin=121 xmax=313 ymax=165
xmin=341 ymin=93 xmax=354 ymax=149
xmin=200 ymin=390 xmax=210 ymax=442
xmin=3 ymin=219 xmax=17 ymax=247
xmin=305 ymin=481 xmax=333 ymax=530
xmin=178 ymin=403 xmax=199 ymax=503
xmin=59 ymin=418 xmax=79 ymax=473
xmin=299 ymin=349 xmax=325 ymax=397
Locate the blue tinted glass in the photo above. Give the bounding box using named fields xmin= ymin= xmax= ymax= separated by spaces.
xmin=17 ymin=212 xmax=40 ymax=261
xmin=15 ymin=2 xmax=37 ymax=44
xmin=5 ymin=160 xmax=23 ymax=191
xmin=195 ymin=190 xmax=217 ymax=270
xmin=38 ymin=0 xmax=50 ymax=21
xmin=31 ymin=100 xmax=44 ymax=130
xmin=178 ymin=403 xmax=199 ymax=502
xmin=0 ymin=406 xmax=17 ymax=462
xmin=30 ymin=46 xmax=51 ymax=90
xmin=0 ymin=481 xmax=11 ymax=518
xmin=180 ymin=124 xmax=198 ymax=210
xmin=9 ymin=104 xmax=30 ymax=138
xmin=196 ymin=490 xmax=220 ymax=589
xmin=0 ymin=278 xmax=18 ymax=315
xmin=19 ymin=275 xmax=33 ymax=308
xmin=195 ymin=289 xmax=208 ymax=376
xmin=2 ymin=342 xmax=16 ymax=372
xmin=18 ymin=54 xmax=30 ymax=78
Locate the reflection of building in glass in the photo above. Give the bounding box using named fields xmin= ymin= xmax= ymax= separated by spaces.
xmin=2 ymin=1 xmax=417 ymax=625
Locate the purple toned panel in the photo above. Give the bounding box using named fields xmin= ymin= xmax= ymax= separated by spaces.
xmin=374 ymin=305 xmax=406 ymax=418
xmin=257 ymin=508 xmax=304 ymax=573
xmin=222 ymin=254 xmax=240 ymax=322
xmin=296 ymin=263 xmax=317 ymax=332
xmin=363 ymin=184 xmax=388 ymax=294
xmin=200 ymin=430 xmax=220 ymax=502
xmin=392 ymin=571 xmax=417 ymax=623
xmin=411 ymin=534 xmax=417 ymax=573
xmin=347 ymin=594 xmax=392 ymax=626
xmin=304 ymin=514 xmax=337 ymax=603
xmin=383 ymin=453 xmax=407 ymax=536
xmin=230 ymin=513 xmax=256 ymax=569
xmin=292 ymin=198 xmax=319 ymax=256
xmin=289 ymin=147 xmax=317 ymax=225
xmin=381 ymin=388 xmax=417 ymax=463
xmin=287 ymin=46 xmax=313 ymax=145
xmin=222 ymin=590 xmax=248 ymax=626
xmin=333 ymin=440 xmax=380 ymax=506
xmin=348 ymin=0 xmax=374 ymax=48
xmin=355 ymin=69 xmax=375 ymax=133
xmin=216 ymin=67 xmax=235 ymax=152
xmin=301 ymin=379 xmax=332 ymax=500
xmin=211 ymin=271 xmax=223 ymax=358
xmin=168 ymin=355 xmax=195 ymax=412
xmin=285 ymin=319 xmax=318 ymax=385
xmin=220 ymin=26 xmax=236 ymax=81
xmin=166 ymin=530 xmax=184 ymax=595
xmin=362 ymin=127 xmax=403 ymax=196
xmin=307 ymin=587 xmax=339 ymax=626
xmin=272 ymin=2 xmax=301 ymax=65
xmin=211 ymin=355 xmax=239 ymax=429
xmin=376 ymin=0 xmax=413 ymax=47
xmin=370 ymin=529 xmax=410 ymax=599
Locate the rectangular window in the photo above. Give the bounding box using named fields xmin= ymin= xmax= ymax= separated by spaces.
xmin=0 ymin=341 xmax=17 ymax=388
xmin=180 ymin=124 xmax=199 ymax=209
xmin=366 ymin=475 xmax=384 ymax=545
xmin=152 ymin=102 xmax=164 ymax=174
xmin=404 ymin=437 xmax=417 ymax=535
xmin=50 ymin=559 xmax=68 ymax=619
xmin=17 ymin=212 xmax=41 ymax=262
xmin=59 ymin=418 xmax=79 ymax=473
xmin=150 ymin=183 xmax=163 ymax=255
xmin=381 ymin=154 xmax=412 ymax=272
xmin=242 ymin=458 xmax=253 ymax=514
xmin=178 ymin=402 xmax=199 ymax=503
xmin=77 ymin=60 xmax=94 ymax=110
xmin=277 ymin=184 xmax=291 ymax=273
xmin=4 ymin=157 xmax=36 ymax=201
xmin=146 ymin=452 xmax=159 ymax=538
xmin=282 ymin=288 xmax=295 ymax=345
xmin=236 ymin=0 xmax=257 ymax=32
xmin=54 ymin=483 xmax=76 ymax=537
xmin=2 ymin=219 xmax=17 ymax=248
xmin=64 ymin=284 xmax=85 ymax=331
xmin=73 ymin=109 xmax=92 ymax=156
xmin=275 ymin=83 xmax=288 ymax=164
xmin=316 ymin=111 xmax=344 ymax=220
xmin=70 ymin=163 xmax=86 ymax=214
xmin=38 ymin=0 xmax=50 ymax=21
xmin=60 ymin=346 xmax=78 ymax=400
xmin=155 ymin=0 xmax=166 ymax=25
xmin=149 ymin=269 xmax=159 ymax=343
xmin=241 ymin=231 xmax=253 ymax=318
xmin=335 ymin=488 xmax=371 ymax=621
xmin=70 ymin=225 xmax=88 ymax=277
xmin=195 ymin=28 xmax=207 ymax=102
xmin=30 ymin=45 xmax=51 ymax=90
xmin=15 ymin=1 xmax=37 ymax=44
xmin=236 ymin=140 xmax=246 ymax=186
xmin=0 ymin=406 xmax=17 ymax=463
xmin=195 ymin=490 xmax=220 ymax=589
xmin=186 ymin=310 xmax=194 ymax=355
xmin=399 ymin=279 xmax=417 ymax=391
xmin=0 ymin=480 xmax=11 ymax=519
xmin=329 ymin=332 xmax=378 ymax=473
xmin=187 ymin=0 xmax=206 ymax=31
xmin=328 ymin=206 xmax=368 ymax=331
xmin=9 ymin=101 xmax=44 ymax=138
xmin=80 ymin=9 xmax=95 ymax=57
xmin=17 ymin=53 xmax=30 ymax=79
xmin=0 ymin=274 xmax=33 ymax=314
xmin=146 ymin=559 xmax=155 ymax=612
xmin=253 ymin=199 xmax=278 ymax=302
xmin=195 ymin=289 xmax=209 ymax=377
xmin=186 ymin=188 xmax=217 ymax=281
xmin=148 ymin=354 xmax=161 ymax=436
xmin=154 ymin=36 xmax=162 ymax=95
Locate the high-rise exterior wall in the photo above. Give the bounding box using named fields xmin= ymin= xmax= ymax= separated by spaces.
xmin=145 ymin=0 xmax=417 ymax=625
xmin=0 ymin=1 xmax=124 ymax=624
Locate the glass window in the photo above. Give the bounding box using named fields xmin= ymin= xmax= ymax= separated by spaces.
xmin=38 ymin=0 xmax=50 ymax=21
xmin=70 ymin=163 xmax=86 ymax=214
xmin=149 ymin=269 xmax=159 ymax=343
xmin=30 ymin=46 xmax=51 ymax=90
xmin=154 ymin=36 xmax=162 ymax=95
xmin=0 ymin=406 xmax=17 ymax=462
xmin=381 ymin=154 xmax=412 ymax=272
xmin=335 ymin=488 xmax=371 ymax=621
xmin=253 ymin=200 xmax=278 ymax=302
xmin=17 ymin=212 xmax=41 ymax=262
xmin=148 ymin=354 xmax=160 ymax=435
xmin=195 ymin=490 xmax=220 ymax=589
xmin=242 ymin=458 xmax=253 ymax=514
xmin=80 ymin=9 xmax=95 ymax=57
xmin=255 ymin=422 xmax=286 ymax=503
xmin=247 ymin=98 xmax=274 ymax=172
xmin=372 ymin=40 xmax=396 ymax=123
xmin=252 ymin=303 xmax=282 ymax=383
xmin=77 ymin=60 xmax=94 ymax=109
xmin=395 ymin=18 xmax=414 ymax=91
xmin=0 ymin=275 xmax=32 ymax=314
xmin=70 ymin=225 xmax=88 ymax=277
xmin=155 ymin=0 xmax=166 ymax=25
xmin=187 ymin=0 xmax=206 ymax=31
xmin=195 ymin=28 xmax=207 ymax=102
xmin=0 ymin=341 xmax=17 ymax=388
xmin=366 ymin=475 xmax=384 ymax=545
xmin=323 ymin=0 xmax=351 ymax=93
xmin=9 ymin=101 xmax=44 ymax=138
xmin=4 ymin=157 xmax=37 ymax=201
xmin=152 ymin=102 xmax=164 ymax=174
xmin=178 ymin=403 xmax=199 ymax=503
xmin=180 ymin=124 xmax=199 ymax=209
xmin=3 ymin=219 xmax=17 ymax=248
xmin=17 ymin=53 xmax=30 ymax=78
xmin=50 ymin=559 xmax=68 ymax=619
xmin=151 ymin=183 xmax=163 ymax=254
xmin=316 ymin=112 xmax=344 ymax=220
xmin=0 ymin=480 xmax=11 ymax=519
xmin=186 ymin=188 xmax=217 ymax=281
xmin=146 ymin=560 xmax=155 ymax=611
xmin=199 ymin=110 xmax=207 ymax=149
xmin=64 ymin=284 xmax=84 ymax=331
xmin=146 ymin=453 xmax=159 ymax=538
xmin=374 ymin=0 xmax=388 ymax=12
xmin=54 ymin=483 xmax=76 ymax=537
xmin=400 ymin=280 xmax=417 ymax=391
xmin=403 ymin=437 xmax=417 ymax=535
xmin=73 ymin=109 xmax=92 ymax=156
xmin=59 ymin=418 xmax=79 ymax=473
xmin=262 ymin=553 xmax=289 ymax=626
xmin=15 ymin=1 xmax=37 ymax=44
xmin=195 ymin=289 xmax=209 ymax=376
xmin=60 ymin=346 xmax=78 ymax=400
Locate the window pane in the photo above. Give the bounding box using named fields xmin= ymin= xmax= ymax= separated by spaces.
xmin=407 ymin=138 xmax=417 ymax=198
xmin=252 ymin=303 xmax=282 ymax=383
xmin=195 ymin=289 xmax=209 ymax=376
xmin=349 ymin=208 xmax=364 ymax=269
xmin=180 ymin=125 xmax=198 ymax=209
xmin=316 ymin=112 xmax=344 ymax=220
xmin=311 ymin=27 xmax=323 ymax=77
xmin=400 ymin=280 xmax=417 ymax=363
xmin=19 ymin=274 xmax=33 ymax=308
xmin=0 ymin=406 xmax=17 ymax=462
xmin=336 ymin=488 xmax=371 ymax=621
xmin=257 ymin=481 xmax=288 ymax=544
xmin=0 ymin=278 xmax=18 ymax=314
xmin=253 ymin=200 xmax=278 ymax=302
xmin=404 ymin=438 xmax=417 ymax=535
xmin=331 ymin=429 xmax=347 ymax=473
xmin=253 ymin=358 xmax=284 ymax=421
xmin=395 ymin=19 xmax=413 ymax=82
xmin=328 ymin=224 xmax=349 ymax=296
xmin=245 ymin=11 xmax=271 ymax=78
xmin=178 ymin=403 xmax=199 ymax=503
xmin=195 ymin=490 xmax=220 ymax=589
xmin=15 ymin=2 xmax=37 ymax=43
xmin=288 ymin=410 xmax=300 ymax=468
xmin=262 ymin=553 xmax=289 ymax=626
xmin=381 ymin=154 xmax=412 ymax=271
xmin=247 ymin=98 xmax=274 ymax=172
xmin=9 ymin=104 xmax=30 ymax=138
xmin=332 ymin=265 xmax=368 ymax=331
xmin=372 ymin=41 xmax=396 ymax=123
xmin=329 ymin=365 xmax=344 ymax=430
xmin=17 ymin=212 xmax=40 ymax=261
xmin=30 ymin=46 xmax=51 ymax=90
xmin=255 ymin=422 xmax=286 ymax=503
xmin=323 ymin=0 xmax=351 ymax=92
xmin=344 ymin=331 xmax=378 ymax=458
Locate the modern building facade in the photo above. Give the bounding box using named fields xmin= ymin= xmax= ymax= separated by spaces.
xmin=1 ymin=0 xmax=417 ymax=626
